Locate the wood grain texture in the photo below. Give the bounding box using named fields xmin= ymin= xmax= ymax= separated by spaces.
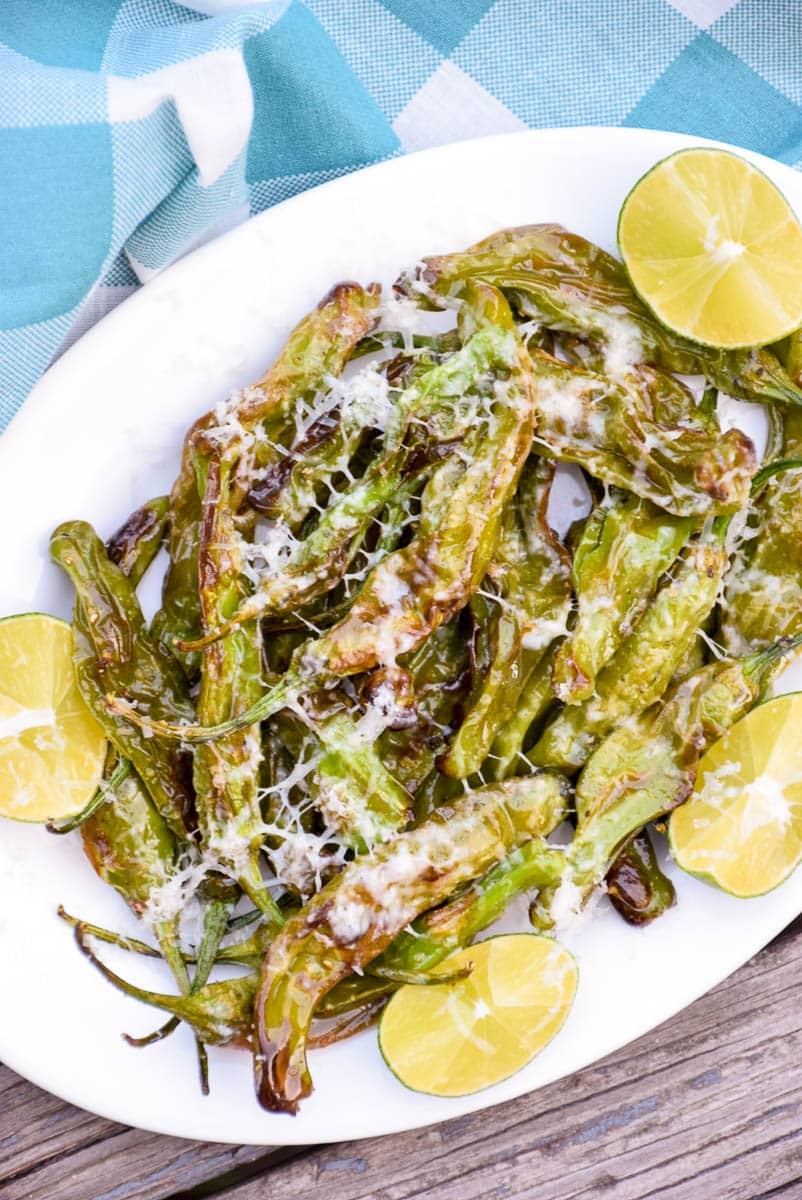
xmin=0 ymin=1067 xmax=300 ymax=1200
xmin=3 ymin=919 xmax=802 ymax=1200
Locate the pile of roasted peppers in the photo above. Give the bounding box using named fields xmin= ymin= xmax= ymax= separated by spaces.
xmin=51 ymin=225 xmax=802 ymax=1114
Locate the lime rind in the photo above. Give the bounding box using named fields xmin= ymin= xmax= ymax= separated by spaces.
xmin=669 ymin=694 xmax=802 ymax=898
xmin=0 ymin=612 xmax=107 ymax=824
xmin=618 ymin=147 xmax=802 ymax=350
xmin=378 ymin=933 xmax=578 ymax=1098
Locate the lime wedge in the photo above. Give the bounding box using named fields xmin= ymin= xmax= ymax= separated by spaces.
xmin=378 ymin=933 xmax=577 ymax=1097
xmin=669 ymin=693 xmax=802 ymax=897
xmin=618 ymin=147 xmax=802 ymax=348
xmin=0 ymin=613 xmax=107 ymax=823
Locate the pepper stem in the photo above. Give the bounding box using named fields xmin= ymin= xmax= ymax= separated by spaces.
xmin=57 ymin=906 xmax=161 ymax=958
xmin=105 ymin=676 xmax=295 ymax=743
xmin=744 ymin=630 xmax=802 ymax=679
xmin=750 ymin=457 xmax=802 ymax=496
xmin=47 ymin=759 xmax=132 ymax=834
xmin=74 ymin=924 xmax=187 ymax=1019
xmin=177 ymin=619 xmax=240 ymax=653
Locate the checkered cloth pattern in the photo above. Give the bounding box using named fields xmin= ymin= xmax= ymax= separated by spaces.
xmin=1 ymin=0 xmax=801 ymax=431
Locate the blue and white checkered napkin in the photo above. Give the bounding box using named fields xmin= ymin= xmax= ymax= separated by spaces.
xmin=2 ymin=0 xmax=801 ymax=432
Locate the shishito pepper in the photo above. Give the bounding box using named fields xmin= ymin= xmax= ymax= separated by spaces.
xmin=441 ymin=456 xmax=571 ymax=780
xmin=531 ymin=525 xmax=728 ymax=773
xmin=190 ymin=429 xmax=283 ymax=922
xmin=152 ymin=282 xmax=382 ymax=673
xmin=400 ymin=223 xmax=802 ymax=407
xmin=719 ymin=408 xmax=802 ymax=655
xmin=50 ymin=521 xmax=197 ymax=840
xmin=526 ymin=349 xmax=755 ymax=518
xmin=535 ymin=634 xmax=802 ymax=926
xmin=552 ymin=490 xmax=695 ymax=705
xmin=254 ymin=771 xmax=566 ymax=1112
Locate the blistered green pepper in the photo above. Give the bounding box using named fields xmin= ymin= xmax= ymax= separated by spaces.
xmin=720 ymin=409 xmax=802 ymax=655
xmin=441 ymin=457 xmax=571 ymax=780
xmin=50 ymin=521 xmax=197 ymax=840
xmin=254 ymin=772 xmax=565 ymax=1112
xmin=535 ymin=634 xmax=802 ymax=925
xmin=527 ymin=350 xmax=755 ymax=517
xmin=152 ymin=282 xmax=381 ymax=673
xmin=531 ymin=526 xmax=728 ymax=773
xmin=552 ymin=490 xmax=695 ymax=704
xmin=190 ymin=431 xmax=283 ymax=922
xmin=401 ymin=224 xmax=802 ymax=407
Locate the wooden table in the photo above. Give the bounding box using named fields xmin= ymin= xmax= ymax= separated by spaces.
xmin=3 ymin=916 xmax=801 ymax=1200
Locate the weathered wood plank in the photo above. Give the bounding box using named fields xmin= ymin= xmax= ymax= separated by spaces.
xmin=0 ymin=1063 xmax=121 ymax=1183
xmin=2 ymin=920 xmax=802 ymax=1200
xmin=0 ymin=1066 xmax=298 ymax=1200
xmin=1 ymin=1126 xmax=301 ymax=1200
xmin=214 ymin=922 xmax=802 ymax=1200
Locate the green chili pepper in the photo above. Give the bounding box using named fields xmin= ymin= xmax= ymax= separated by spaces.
xmin=79 ymin=763 xmax=191 ymax=992
xmin=485 ymin=643 xmax=560 ymax=781
xmin=50 ymin=521 xmax=197 ymax=839
xmin=401 ymin=224 xmax=802 ymax=407
xmin=552 ymin=490 xmax=695 ymax=704
xmin=319 ymin=835 xmax=566 ymax=1016
xmin=191 ymin=433 xmax=282 ymax=923
xmin=530 ymin=526 xmax=728 ymax=773
xmin=152 ymin=282 xmax=382 ymax=673
xmin=527 ymin=350 xmax=755 ymax=517
xmin=719 ymin=410 xmax=802 ymax=655
xmin=441 ymin=457 xmax=572 ymax=780
xmin=181 ymin=321 xmax=529 ymax=649
xmin=535 ymin=633 xmax=802 ymax=925
xmin=108 ymin=289 xmax=539 ymax=743
xmin=254 ymin=771 xmax=566 ymax=1112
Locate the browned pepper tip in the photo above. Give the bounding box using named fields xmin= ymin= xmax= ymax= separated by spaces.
xmin=318 ymin=280 xmax=380 ymax=309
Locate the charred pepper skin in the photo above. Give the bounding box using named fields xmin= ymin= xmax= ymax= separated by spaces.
xmin=152 ymin=282 xmax=382 ymax=674
xmin=50 ymin=521 xmax=197 ymax=840
xmin=254 ymin=773 xmax=565 ymax=1113
xmin=552 ymin=491 xmax=694 ymax=705
xmin=605 ymin=829 xmax=676 ymax=926
xmin=399 ymin=223 xmax=802 ymax=408
xmin=531 ymin=527 xmax=728 ymax=774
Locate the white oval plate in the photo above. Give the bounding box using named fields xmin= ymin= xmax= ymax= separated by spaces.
xmin=2 ymin=127 xmax=802 ymax=1146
